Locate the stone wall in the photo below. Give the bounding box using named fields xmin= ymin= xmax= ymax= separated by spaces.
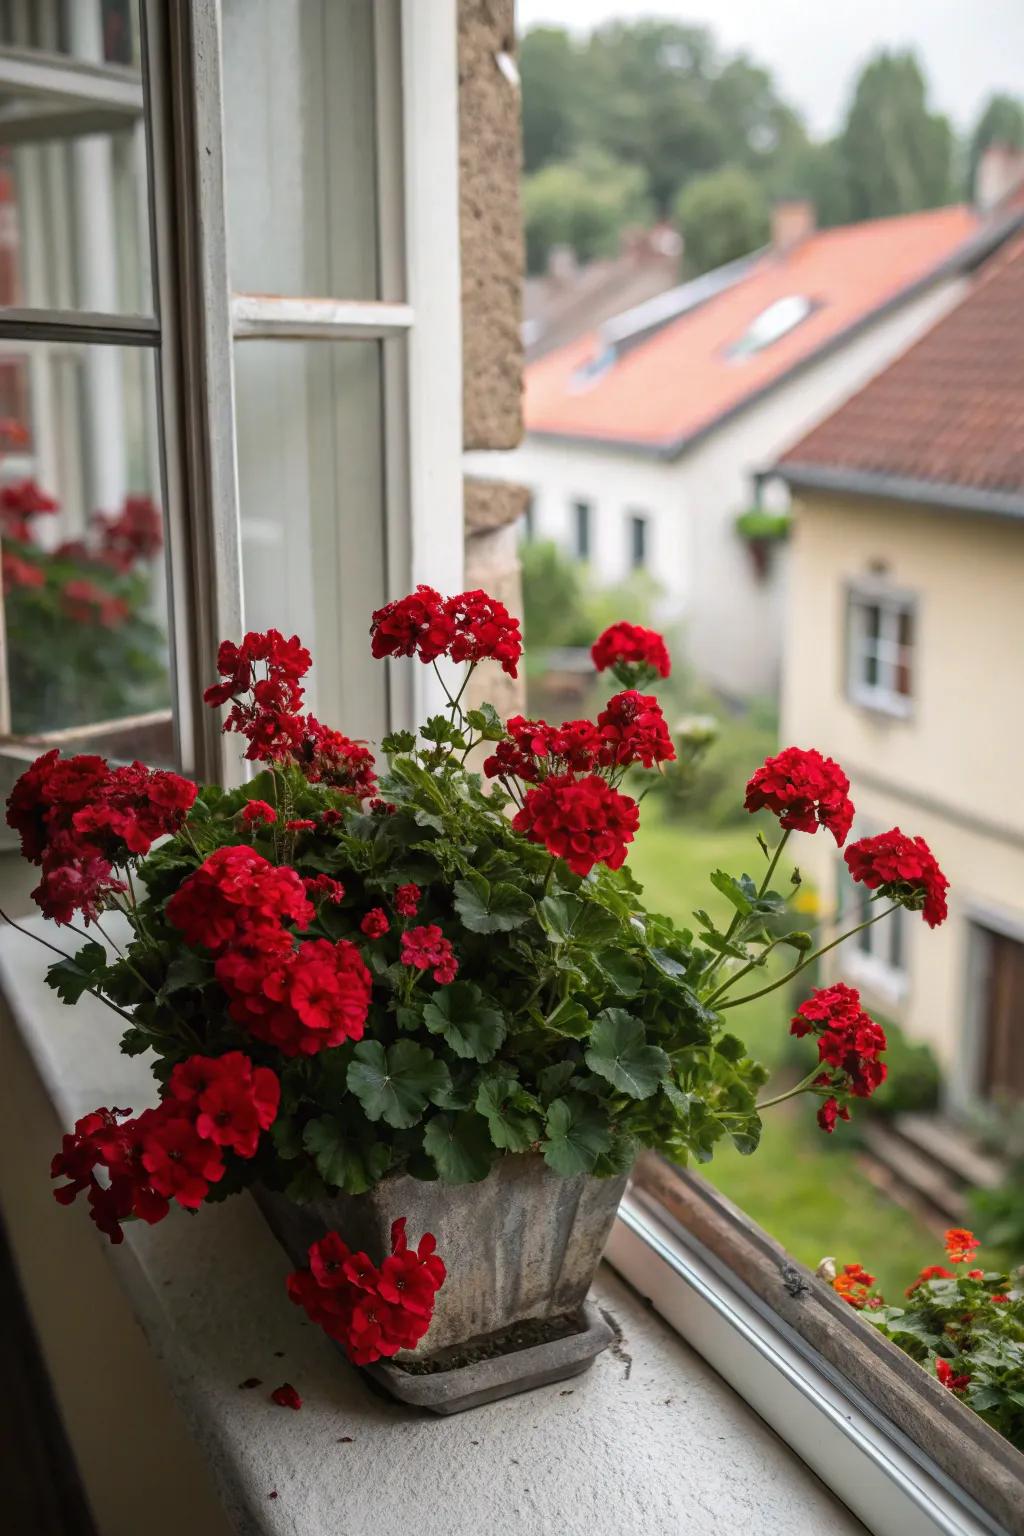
xmin=458 ymin=0 xmax=527 ymax=717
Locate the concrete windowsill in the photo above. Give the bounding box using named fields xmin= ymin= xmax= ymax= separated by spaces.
xmin=0 ymin=920 xmax=864 ymax=1536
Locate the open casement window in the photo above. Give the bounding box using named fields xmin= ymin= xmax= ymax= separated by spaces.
xmin=0 ymin=0 xmax=462 ymax=803
xmin=846 ymin=580 xmax=916 ymax=717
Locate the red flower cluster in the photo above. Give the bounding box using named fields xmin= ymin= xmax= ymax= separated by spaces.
xmin=370 ymin=585 xmax=522 ymax=678
xmin=7 ymin=750 xmax=197 ymax=924
xmin=945 ymin=1227 xmax=981 ymax=1265
xmin=303 ymin=874 xmax=344 ymax=905
xmin=61 ymin=577 xmax=130 ymax=628
xmin=2 ymin=550 xmax=44 ymax=592
xmin=0 ymin=478 xmax=58 ymax=541
xmin=241 ymin=800 xmax=276 ymax=825
xmin=936 ymin=1358 xmax=972 ymax=1393
xmin=833 ymin=1262 xmax=875 ymax=1309
xmin=844 ymin=828 xmax=949 ymax=928
xmin=483 ymin=714 xmax=603 ymax=783
xmin=790 ymin=983 xmax=887 ymax=1131
xmin=51 ymin=1052 xmax=279 ymax=1243
xmin=906 ymin=1264 xmax=954 ymax=1296
xmin=286 ymin=1217 xmax=446 ymax=1365
xmin=512 ymin=772 xmax=640 ymax=877
xmin=745 ymin=747 xmax=854 ymax=845
xmin=596 ymin=691 xmax=675 ymax=770
xmin=591 ymin=622 xmax=671 ymax=684
xmin=204 ymin=630 xmax=377 ymax=796
xmin=93 ymin=495 xmax=163 ymax=572
xmin=400 ymin=924 xmax=458 ymax=984
xmin=361 ymin=907 xmax=390 ymax=939
xmin=166 ymin=846 xmax=313 ymax=951
xmin=394 ymin=883 xmax=421 ymax=917
xmin=216 ymin=936 xmax=372 ymax=1056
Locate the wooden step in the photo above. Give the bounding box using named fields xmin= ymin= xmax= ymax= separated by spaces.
xmin=858 ymin=1121 xmax=972 ymax=1225
xmin=893 ymin=1114 xmax=1004 ymax=1191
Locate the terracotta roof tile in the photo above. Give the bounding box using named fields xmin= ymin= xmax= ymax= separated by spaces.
xmin=780 ymin=235 xmax=1024 ymax=498
xmin=524 ymin=205 xmax=981 ymax=451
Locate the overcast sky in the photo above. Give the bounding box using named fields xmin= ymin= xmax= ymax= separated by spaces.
xmin=517 ymin=0 xmax=1024 ymax=138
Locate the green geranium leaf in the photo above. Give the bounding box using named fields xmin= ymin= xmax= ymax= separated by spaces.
xmin=302 ymin=1115 xmax=392 ymax=1193
xmin=453 ymin=873 xmax=531 ymax=933
xmin=270 ymin=1118 xmax=305 ymax=1160
xmin=161 ymin=949 xmax=213 ymax=996
xmin=537 ymin=1060 xmax=577 ymax=1101
xmin=422 ymin=981 xmax=507 ymax=1063
xmin=45 ymin=940 xmax=109 ymax=1005
xmin=544 ymin=998 xmax=592 ymax=1038
xmin=595 ymin=948 xmax=644 ymax=998
xmin=381 ymin=729 xmax=417 ymax=755
xmin=715 ymin=1033 xmax=746 ymax=1063
xmin=709 ymin=870 xmax=753 ymax=915
xmin=585 ymin=1009 xmax=669 ymax=1099
xmin=285 ymin=1164 xmax=329 ymax=1204
xmin=594 ymin=1131 xmax=639 ymax=1178
xmin=476 ymin=1069 xmax=543 ymax=1152
xmin=542 ymin=1095 xmax=611 ymax=1175
xmin=347 ymin=1039 xmax=451 ymax=1129
xmin=423 ymin=1111 xmax=495 ymax=1182
xmin=465 ymin=702 xmax=505 ymax=740
xmin=119 ymin=1026 xmax=150 ymax=1057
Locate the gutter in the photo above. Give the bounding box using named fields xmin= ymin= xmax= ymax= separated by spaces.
xmin=772 ymin=461 xmax=1024 ymax=522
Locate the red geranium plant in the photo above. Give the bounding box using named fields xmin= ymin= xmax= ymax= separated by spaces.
xmin=3 ymin=590 xmax=946 ymax=1364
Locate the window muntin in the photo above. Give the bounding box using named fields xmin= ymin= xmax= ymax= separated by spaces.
xmin=628 ymin=511 xmax=648 ymax=570
xmin=572 ymin=497 xmax=590 ymax=560
xmin=847 ymin=587 xmax=914 ymax=715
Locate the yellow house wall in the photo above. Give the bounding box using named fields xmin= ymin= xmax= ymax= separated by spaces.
xmin=781 ymin=493 xmax=1024 ymax=1079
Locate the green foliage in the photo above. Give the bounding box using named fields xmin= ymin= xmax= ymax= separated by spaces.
xmin=519 ymin=540 xmax=592 ymax=652
xmin=838 ymin=51 xmax=954 ymax=220
xmin=523 ymin=151 xmax=652 ymax=276
xmin=865 ymin=1269 xmax=1024 ymax=1453
xmin=967 ymin=93 xmax=1024 ymax=197
xmin=735 ymin=508 xmax=791 ymax=543
xmin=674 ymin=166 xmax=770 ymax=276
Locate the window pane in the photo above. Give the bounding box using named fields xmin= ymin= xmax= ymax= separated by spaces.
xmin=0 ymin=341 xmax=174 ymax=760
xmin=0 ymin=0 xmax=139 ymax=64
xmin=895 ymin=608 xmax=913 ymax=696
xmin=629 ymin=513 xmax=648 ymax=569
xmin=222 ymin=0 xmax=381 ymax=301
xmin=234 ymin=338 xmax=388 ymax=747
xmin=0 ymin=9 xmax=152 ymax=315
xmin=572 ymin=499 xmax=590 ymax=560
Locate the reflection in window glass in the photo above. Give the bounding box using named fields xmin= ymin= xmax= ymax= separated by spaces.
xmin=0 ymin=0 xmax=139 ymax=64
xmin=847 ymin=591 xmax=914 ymax=713
xmin=222 ymin=0 xmax=380 ymax=300
xmin=234 ymin=339 xmax=388 ymax=748
xmin=0 ymin=342 xmax=173 ymax=761
xmin=0 ymin=5 xmax=152 ymax=315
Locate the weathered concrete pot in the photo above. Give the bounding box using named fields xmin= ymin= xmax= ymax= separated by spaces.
xmin=255 ymin=1153 xmax=629 ymax=1412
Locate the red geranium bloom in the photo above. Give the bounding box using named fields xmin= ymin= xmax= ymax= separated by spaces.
xmin=370 ymin=585 xmax=454 ymax=663
xmin=833 ymin=1262 xmax=875 ymax=1309
xmin=308 ymin=1232 xmax=352 ymax=1290
xmin=32 ymin=854 xmax=126 ymax=925
xmin=596 ymin=691 xmax=675 ymax=769
xmin=138 ymin=1104 xmax=225 ymax=1209
xmin=792 ymin=984 xmax=887 ymax=1129
xmin=291 ymin=717 xmax=378 ymax=797
xmin=217 ymin=937 xmax=371 ymax=1056
xmin=166 ymin=845 xmax=313 ymax=951
xmin=816 ymin=1096 xmax=850 ymax=1134
xmin=286 ymin=818 xmax=315 ymax=832
xmin=905 ymin=1265 xmax=954 ymax=1296
xmin=394 ymin=883 xmax=421 ymax=917
xmin=945 ymin=1228 xmax=980 ymax=1265
xmin=176 ymin=1052 xmax=281 ymax=1157
xmin=400 ymin=925 xmax=458 ymax=984
xmin=2 ymin=550 xmax=45 ymax=591
xmin=744 ymin=746 xmax=854 ymax=845
xmin=844 ymin=827 xmax=949 ymax=928
xmin=935 ymin=1358 xmax=971 ymax=1393
xmin=591 ymin=622 xmax=671 ymax=684
xmin=241 ymin=800 xmax=276 ymax=825
xmin=360 ymin=907 xmax=390 ymax=939
xmin=512 ymin=772 xmax=640 ymax=877
xmin=303 ymin=874 xmax=345 ymax=905
xmin=443 ymin=589 xmax=522 ymax=677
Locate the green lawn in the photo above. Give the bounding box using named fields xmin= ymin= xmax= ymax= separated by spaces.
xmin=628 ymin=806 xmax=950 ymax=1297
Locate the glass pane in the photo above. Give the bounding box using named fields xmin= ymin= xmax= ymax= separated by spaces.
xmin=234 ymin=338 xmax=388 ymax=748
xmin=222 ymin=0 xmax=380 ymax=300
xmin=896 ymin=608 xmax=913 ymax=695
xmin=0 ymin=0 xmax=139 ymax=65
xmin=0 ymin=5 xmax=151 ymax=314
xmin=0 ymin=340 xmax=174 ymax=760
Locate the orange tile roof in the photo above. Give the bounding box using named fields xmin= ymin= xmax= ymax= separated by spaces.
xmin=524 ymin=205 xmax=983 ymax=453
xmin=779 ymin=235 xmax=1024 ymax=501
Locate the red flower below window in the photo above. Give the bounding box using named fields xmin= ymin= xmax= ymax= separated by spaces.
xmin=744 ymin=746 xmax=854 ymax=845
xmin=844 ymin=827 xmax=949 ymax=928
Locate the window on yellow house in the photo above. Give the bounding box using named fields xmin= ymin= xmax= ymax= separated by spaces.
xmin=846 ymin=582 xmax=914 ymax=715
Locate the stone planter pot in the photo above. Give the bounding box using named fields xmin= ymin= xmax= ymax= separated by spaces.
xmin=255 ymin=1154 xmax=629 ymax=1413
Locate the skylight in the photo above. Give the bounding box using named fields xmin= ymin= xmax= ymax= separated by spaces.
xmin=729 ymin=294 xmax=815 ymax=358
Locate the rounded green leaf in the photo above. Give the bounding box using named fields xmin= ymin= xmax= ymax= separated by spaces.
xmin=585 ymin=1009 xmax=669 ymax=1099
xmin=423 ymin=1111 xmax=495 ymax=1182
xmin=346 ymin=1039 xmax=452 ymax=1129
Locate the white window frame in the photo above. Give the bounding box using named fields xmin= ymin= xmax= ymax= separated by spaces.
xmin=628 ymin=508 xmax=649 ymax=571
xmin=571 ymin=496 xmax=591 ymax=561
xmin=847 ymin=581 xmax=916 ymax=719
xmin=837 ymin=853 xmax=909 ymax=1005
xmin=0 ymin=0 xmax=463 ymax=786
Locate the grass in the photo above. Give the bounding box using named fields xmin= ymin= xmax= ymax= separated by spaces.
xmin=628 ymin=803 xmax=952 ymax=1298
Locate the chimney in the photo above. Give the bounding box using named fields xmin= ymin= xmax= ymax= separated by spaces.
xmin=974 ymin=142 xmax=1024 ymax=214
xmin=771 ymin=199 xmax=816 ymax=254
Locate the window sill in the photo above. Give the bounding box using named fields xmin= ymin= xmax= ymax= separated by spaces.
xmin=848 ymin=689 xmax=914 ymax=722
xmin=0 ymin=920 xmax=863 ymax=1536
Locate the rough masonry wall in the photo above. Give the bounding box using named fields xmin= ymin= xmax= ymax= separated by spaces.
xmin=458 ymin=0 xmax=527 ymax=716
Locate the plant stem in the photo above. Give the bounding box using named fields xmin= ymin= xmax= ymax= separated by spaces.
xmin=704 ymin=932 xmax=790 ymax=1009
xmin=718 ymin=902 xmax=900 ymax=1011
xmin=541 ymin=857 xmax=557 ymax=896
xmin=702 ymin=828 xmax=791 ymax=993
xmin=0 ymin=907 xmax=139 ymax=1026
xmin=756 ymin=1067 xmax=822 ymax=1112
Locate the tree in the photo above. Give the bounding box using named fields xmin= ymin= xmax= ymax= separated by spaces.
xmin=522 ymin=152 xmax=652 ymax=275
xmin=839 ymin=52 xmax=953 ymax=220
xmin=674 ymin=167 xmax=769 ymax=277
xmin=769 ymin=139 xmax=852 ymax=228
xmin=967 ymin=93 xmax=1024 ymax=197
xmin=707 ymin=56 xmax=808 ymax=179
xmin=520 ymin=28 xmax=583 ymax=174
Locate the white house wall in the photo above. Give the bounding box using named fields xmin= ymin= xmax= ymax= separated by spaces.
xmin=469 ymin=272 xmax=969 ymax=699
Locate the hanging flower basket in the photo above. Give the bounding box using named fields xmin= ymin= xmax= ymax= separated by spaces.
xmin=735 ymin=507 xmax=792 ymax=581
xmin=5 ymin=598 xmax=949 ymax=1412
